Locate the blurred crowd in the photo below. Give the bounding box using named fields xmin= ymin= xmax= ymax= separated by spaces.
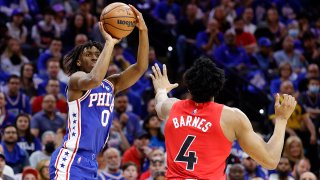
xmin=0 ymin=0 xmax=320 ymax=179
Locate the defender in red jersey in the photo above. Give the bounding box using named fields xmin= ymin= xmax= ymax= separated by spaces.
xmin=149 ymin=57 xmax=297 ymax=179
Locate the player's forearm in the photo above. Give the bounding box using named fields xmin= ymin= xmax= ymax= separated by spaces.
xmin=265 ymin=118 xmax=287 ymax=168
xmin=88 ymin=42 xmax=115 ymax=84
xmin=134 ymin=29 xmax=149 ymax=72
xmin=155 ymin=89 xmax=169 ymax=120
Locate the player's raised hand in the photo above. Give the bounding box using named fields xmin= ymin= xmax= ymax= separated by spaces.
xmin=274 ymin=93 xmax=297 ymax=121
xmin=150 ymin=64 xmax=178 ymax=93
xmin=128 ymin=4 xmax=147 ymax=31
xmin=98 ymin=22 xmax=121 ymax=44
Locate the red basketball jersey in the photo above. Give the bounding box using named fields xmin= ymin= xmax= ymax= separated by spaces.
xmin=165 ymin=100 xmax=232 ymax=179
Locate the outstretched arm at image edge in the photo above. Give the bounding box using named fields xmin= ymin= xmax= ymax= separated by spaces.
xmin=235 ymin=94 xmax=296 ymax=169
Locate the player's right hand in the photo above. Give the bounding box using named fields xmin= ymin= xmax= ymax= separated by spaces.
xmin=98 ymin=22 xmax=121 ymax=44
xmin=274 ymin=93 xmax=297 ymax=121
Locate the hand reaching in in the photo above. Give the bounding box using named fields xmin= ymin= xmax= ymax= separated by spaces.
xmin=150 ymin=64 xmax=178 ymax=94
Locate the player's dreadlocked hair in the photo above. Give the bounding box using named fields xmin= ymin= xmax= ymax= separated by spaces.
xmin=63 ymin=41 xmax=103 ymax=76
xmin=184 ymin=57 xmax=225 ymax=103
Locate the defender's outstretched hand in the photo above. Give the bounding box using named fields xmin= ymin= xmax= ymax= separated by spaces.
xmin=274 ymin=93 xmax=297 ymax=121
xmin=150 ymin=64 xmax=178 ymax=93
xmin=98 ymin=22 xmax=121 ymax=44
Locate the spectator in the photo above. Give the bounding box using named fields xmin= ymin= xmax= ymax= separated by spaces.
xmin=29 ymin=131 xmax=55 ymax=168
xmin=6 ymin=9 xmax=27 ymax=44
xmin=15 ymin=114 xmax=41 ymax=156
xmin=144 ymin=157 xmax=166 ymax=180
xmin=311 ymin=18 xmax=320 ymax=42
xmin=1 ymin=38 xmax=29 ymax=76
xmin=0 ymin=152 xmax=14 ymax=180
xmin=1 ymin=125 xmax=30 ymax=174
xmin=228 ymin=164 xmax=245 ymax=180
xmin=176 ymin=3 xmax=205 ymax=70
xmin=242 ymin=7 xmax=256 ymax=34
xmin=253 ymin=37 xmax=277 ymax=77
xmin=113 ymin=93 xmax=142 ymax=144
xmin=209 ymin=0 xmax=236 ymax=24
xmin=140 ymin=148 xmax=165 ymax=180
xmin=213 ymin=31 xmax=250 ymax=70
xmin=37 ymin=38 xmax=63 ymax=78
xmin=264 ymin=8 xmax=286 ymax=43
xmin=32 ymin=79 xmax=67 ymax=115
xmin=74 ymin=34 xmax=88 ymax=46
xmin=211 ymin=6 xmax=231 ymax=33
xmin=122 ymin=162 xmax=138 ymax=180
xmin=143 ymin=114 xmax=165 ymax=150
xmin=112 ymin=44 xmax=135 ymax=68
xmin=31 ymin=8 xmax=60 ymax=50
xmin=232 ymin=17 xmax=257 ymax=55
xmin=98 ymin=148 xmax=123 ymax=180
xmin=299 ymin=172 xmax=317 ymax=180
xmin=301 ymin=32 xmax=320 ymax=66
xmin=36 ymin=159 xmax=50 ymax=180
xmin=4 ymin=75 xmax=31 ymax=117
xmin=297 ymin=64 xmax=320 ymax=92
xmin=77 ymin=0 xmax=97 ymax=32
xmin=108 ymin=120 xmax=130 ymax=153
xmin=22 ymin=167 xmax=39 ymax=180
xmin=268 ymin=156 xmax=294 ymax=180
xmin=0 ymin=92 xmax=15 ymax=130
xmin=122 ymin=131 xmax=151 ymax=174
xmin=20 ymin=63 xmax=42 ymax=100
xmin=37 ymin=60 xmax=67 ymax=96
xmin=292 ymin=158 xmax=311 ymax=180
xmin=30 ymin=94 xmax=65 ymax=138
xmin=241 ymin=153 xmax=267 ymax=180
xmin=52 ymin=4 xmax=67 ymax=34
xmin=153 ymin=171 xmax=166 ymax=180
xmin=283 ymin=136 xmax=305 ymax=166
xmin=273 ymin=36 xmax=307 ymax=73
xmin=49 ymin=0 xmax=79 ymax=18
xmin=152 ymin=0 xmax=181 ymax=27
xmin=196 ymin=18 xmax=224 ymax=56
xmin=270 ymin=81 xmax=316 ymax=145
xmin=62 ymin=13 xmax=88 ymax=50
xmin=269 ymin=62 xmax=297 ymax=95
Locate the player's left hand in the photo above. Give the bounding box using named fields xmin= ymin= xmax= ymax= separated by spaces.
xmin=128 ymin=4 xmax=147 ymax=31
xmin=150 ymin=64 xmax=178 ymax=94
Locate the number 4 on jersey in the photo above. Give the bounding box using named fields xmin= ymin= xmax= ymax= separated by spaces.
xmin=174 ymin=135 xmax=198 ymax=171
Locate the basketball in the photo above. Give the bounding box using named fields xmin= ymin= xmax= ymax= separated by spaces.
xmin=100 ymin=3 xmax=137 ymax=39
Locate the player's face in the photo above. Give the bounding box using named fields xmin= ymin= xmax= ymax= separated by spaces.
xmin=123 ymin=166 xmax=138 ymax=180
xmin=79 ymin=46 xmax=101 ymax=73
xmin=16 ymin=116 xmax=29 ymax=131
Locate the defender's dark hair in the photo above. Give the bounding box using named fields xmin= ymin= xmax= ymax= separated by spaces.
xmin=183 ymin=57 xmax=225 ymax=103
xmin=63 ymin=41 xmax=103 ymax=76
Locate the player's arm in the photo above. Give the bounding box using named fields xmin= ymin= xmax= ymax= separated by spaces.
xmin=107 ymin=5 xmax=149 ymax=94
xmin=234 ymin=94 xmax=296 ymax=169
xmin=150 ymin=64 xmax=179 ymax=120
xmin=68 ymin=22 xmax=119 ymax=91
